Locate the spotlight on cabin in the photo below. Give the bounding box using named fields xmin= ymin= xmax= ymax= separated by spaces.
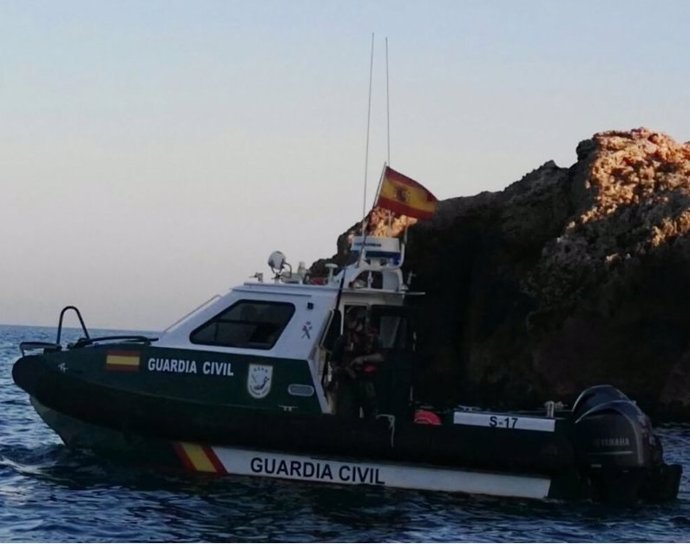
xmin=268 ymin=251 xmax=287 ymax=273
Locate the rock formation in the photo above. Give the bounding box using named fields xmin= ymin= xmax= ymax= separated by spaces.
xmin=312 ymin=128 xmax=690 ymax=420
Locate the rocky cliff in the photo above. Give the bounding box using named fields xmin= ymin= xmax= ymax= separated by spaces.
xmin=313 ymin=128 xmax=690 ymax=419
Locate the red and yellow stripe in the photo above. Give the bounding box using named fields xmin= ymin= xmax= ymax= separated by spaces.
xmin=105 ymin=351 xmax=141 ymax=372
xmin=174 ymin=442 xmax=227 ymax=474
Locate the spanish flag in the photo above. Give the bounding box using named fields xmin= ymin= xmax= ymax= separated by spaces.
xmin=105 ymin=351 xmax=140 ymax=372
xmin=374 ymin=167 xmax=438 ymax=220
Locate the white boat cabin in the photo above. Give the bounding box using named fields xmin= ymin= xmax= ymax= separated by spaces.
xmin=155 ymin=236 xmax=417 ymax=414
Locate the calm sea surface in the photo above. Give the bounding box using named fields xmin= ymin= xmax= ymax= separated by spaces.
xmin=2 ymin=324 xmax=690 ymax=542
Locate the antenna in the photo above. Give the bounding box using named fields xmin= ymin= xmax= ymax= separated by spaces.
xmin=385 ymin=37 xmax=393 ymax=234
xmin=386 ymin=37 xmax=391 ymax=165
xmin=362 ymin=33 xmax=375 ymax=219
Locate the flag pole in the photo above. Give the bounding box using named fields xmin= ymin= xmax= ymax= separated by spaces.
xmin=373 ymin=162 xmax=387 ymax=207
xmin=358 ymin=164 xmax=387 ymax=266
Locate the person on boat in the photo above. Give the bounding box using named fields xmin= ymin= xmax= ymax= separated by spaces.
xmin=331 ymin=307 xmax=384 ymax=419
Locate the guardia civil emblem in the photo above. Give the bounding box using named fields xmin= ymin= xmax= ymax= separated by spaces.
xmin=247 ymin=364 xmax=273 ymax=399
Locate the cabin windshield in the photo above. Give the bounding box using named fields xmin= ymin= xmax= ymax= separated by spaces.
xmin=162 ymin=295 xmax=221 ymax=334
xmin=369 ymin=305 xmax=414 ymax=351
xmin=190 ymin=300 xmax=295 ymax=350
xmin=377 ymin=315 xmax=405 ymax=349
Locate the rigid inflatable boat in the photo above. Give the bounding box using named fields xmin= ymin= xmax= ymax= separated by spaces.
xmin=13 ymin=235 xmax=682 ymax=501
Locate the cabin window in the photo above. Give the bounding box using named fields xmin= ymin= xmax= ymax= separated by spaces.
xmin=320 ymin=309 xmax=341 ymax=351
xmin=377 ymin=315 xmax=403 ymax=349
xmin=190 ymin=300 xmax=295 ymax=349
xmin=369 ymin=305 xmax=415 ymax=351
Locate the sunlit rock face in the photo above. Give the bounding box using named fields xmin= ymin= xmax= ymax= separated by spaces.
xmin=313 ymin=129 xmax=690 ymax=419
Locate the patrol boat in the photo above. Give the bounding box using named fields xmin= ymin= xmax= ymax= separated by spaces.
xmin=13 ymin=235 xmax=682 ymax=502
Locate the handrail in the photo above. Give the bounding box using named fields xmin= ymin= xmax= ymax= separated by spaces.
xmin=68 ymin=335 xmax=157 ymax=349
xmin=19 ymin=341 xmax=61 ymax=357
xmin=57 ymin=306 xmax=90 ymax=345
xmin=18 ymin=305 xmax=157 ymax=357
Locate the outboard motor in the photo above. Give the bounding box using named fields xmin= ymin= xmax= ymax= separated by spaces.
xmin=574 ymin=398 xmax=657 ymax=468
xmin=572 ymin=385 xmax=677 ymax=502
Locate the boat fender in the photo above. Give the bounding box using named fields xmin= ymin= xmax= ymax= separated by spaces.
xmin=414 ymin=409 xmax=442 ymax=425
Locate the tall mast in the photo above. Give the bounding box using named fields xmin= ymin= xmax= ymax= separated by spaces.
xmin=362 ymin=33 xmax=375 ymax=220
xmin=385 ymin=37 xmax=393 ymax=235
xmin=386 ymin=37 xmax=391 ymax=166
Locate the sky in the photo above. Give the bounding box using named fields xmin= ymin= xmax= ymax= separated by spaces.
xmin=2 ymin=0 xmax=690 ymax=330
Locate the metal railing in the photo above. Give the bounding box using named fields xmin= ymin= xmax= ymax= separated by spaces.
xmin=19 ymin=305 xmax=157 ymax=357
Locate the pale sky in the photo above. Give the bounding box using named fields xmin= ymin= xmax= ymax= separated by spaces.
xmin=2 ymin=0 xmax=689 ymax=330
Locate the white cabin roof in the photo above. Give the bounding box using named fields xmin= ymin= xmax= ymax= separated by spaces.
xmin=155 ymin=235 xmax=411 ymax=355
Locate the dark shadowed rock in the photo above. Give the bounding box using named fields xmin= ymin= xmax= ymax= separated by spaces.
xmin=312 ymin=128 xmax=690 ymax=420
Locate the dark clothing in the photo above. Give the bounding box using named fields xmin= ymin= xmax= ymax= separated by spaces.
xmin=330 ymin=329 xmax=380 ymax=419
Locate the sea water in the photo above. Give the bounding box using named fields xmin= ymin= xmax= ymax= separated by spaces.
xmin=1 ymin=324 xmax=690 ymax=542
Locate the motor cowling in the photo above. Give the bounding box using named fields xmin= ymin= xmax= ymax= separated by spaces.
xmin=574 ymin=398 xmax=658 ymax=469
xmin=572 ymin=384 xmax=630 ymax=417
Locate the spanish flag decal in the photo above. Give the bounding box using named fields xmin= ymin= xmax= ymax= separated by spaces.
xmin=105 ymin=351 xmax=141 ymax=372
xmin=174 ymin=442 xmax=227 ymax=474
xmin=375 ymin=166 xmax=438 ymax=220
